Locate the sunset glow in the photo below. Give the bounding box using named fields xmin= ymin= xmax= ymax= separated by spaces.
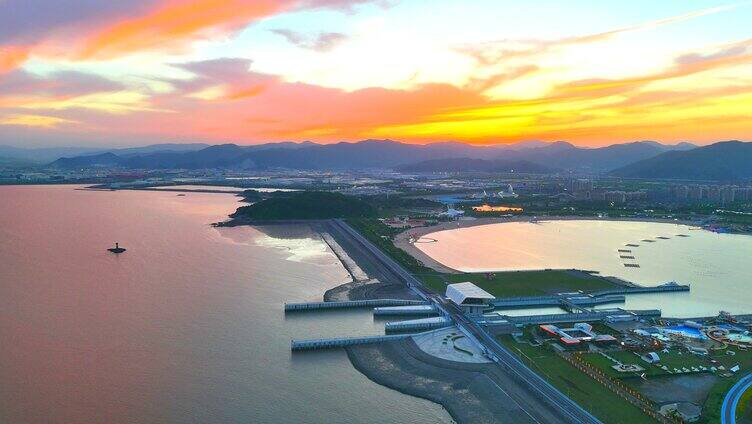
xmin=2 ymin=0 xmax=751 ymax=147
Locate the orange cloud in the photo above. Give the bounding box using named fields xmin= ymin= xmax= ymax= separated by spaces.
xmin=224 ymin=84 xmax=268 ymax=100
xmin=76 ymin=0 xmax=371 ymax=60
xmin=0 ymin=46 xmax=29 ymax=74
xmin=0 ymin=114 xmax=77 ymax=128
xmin=10 ymin=48 xmax=752 ymax=147
xmin=79 ymin=0 xmax=286 ymax=59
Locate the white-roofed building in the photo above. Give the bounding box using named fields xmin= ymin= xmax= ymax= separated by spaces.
xmin=446 ymin=282 xmax=495 ymax=315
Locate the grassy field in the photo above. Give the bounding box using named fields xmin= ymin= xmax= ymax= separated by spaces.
xmin=580 ymin=352 xmax=651 ymax=378
xmin=348 ymin=218 xmax=618 ymax=298
xmin=738 ymin=387 xmax=752 ymax=422
xmin=582 ymin=349 xmax=711 ymax=379
xmin=699 ymin=346 xmax=752 ymax=423
xmin=581 ymin=345 xmax=752 ymax=423
xmin=498 ymin=335 xmax=656 ymax=423
xmin=579 ymin=343 xmax=752 ymax=423
xmin=421 ymin=269 xmax=616 ymax=297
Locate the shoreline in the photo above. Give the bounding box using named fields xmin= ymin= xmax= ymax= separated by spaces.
xmin=311 ymin=219 xmax=615 ymax=423
xmin=310 ymin=221 xmax=529 ymax=423
xmin=394 ymin=215 xmax=705 ymax=274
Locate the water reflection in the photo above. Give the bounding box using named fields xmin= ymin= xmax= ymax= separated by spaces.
xmin=0 ymin=185 xmax=450 ymax=424
xmin=417 ymin=220 xmax=752 ymax=317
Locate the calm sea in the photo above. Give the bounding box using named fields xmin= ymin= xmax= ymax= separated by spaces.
xmin=0 ymin=185 xmax=450 ymax=423
xmin=416 ymin=220 xmax=752 ymax=318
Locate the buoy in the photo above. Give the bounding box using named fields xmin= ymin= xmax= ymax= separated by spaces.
xmin=107 ymin=242 xmax=126 ymax=253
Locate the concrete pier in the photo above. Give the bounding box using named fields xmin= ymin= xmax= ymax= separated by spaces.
xmin=590 ymin=282 xmax=690 ymax=297
xmin=285 ymin=299 xmax=427 ymax=312
xmin=385 ymin=316 xmax=452 ymax=332
xmin=481 ymin=308 xmax=662 ymax=327
xmin=491 ymin=293 xmax=626 ymax=310
xmin=291 ymin=334 xmax=411 ymax=351
xmin=490 ymin=283 xmax=688 ymax=312
xmin=373 ymin=305 xmax=438 ymax=316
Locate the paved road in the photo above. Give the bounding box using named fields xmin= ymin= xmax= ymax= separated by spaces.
xmin=722 ymin=373 xmax=752 ymax=424
xmin=330 ymin=219 xmax=602 ymax=424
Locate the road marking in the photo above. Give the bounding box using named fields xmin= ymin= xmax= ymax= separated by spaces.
xmin=486 ymin=375 xmax=543 ymax=424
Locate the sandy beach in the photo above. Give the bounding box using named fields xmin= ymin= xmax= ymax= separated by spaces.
xmin=394 ymin=216 xmax=704 ymax=274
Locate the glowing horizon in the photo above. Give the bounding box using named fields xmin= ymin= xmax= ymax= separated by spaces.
xmin=1 ymin=0 xmax=752 ymax=147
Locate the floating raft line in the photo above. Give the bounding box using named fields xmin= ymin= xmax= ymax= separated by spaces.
xmin=618 ymin=249 xmax=632 ymax=253
xmin=620 ymin=255 xmax=636 ymax=259
xmin=625 ymin=243 xmax=640 ymax=247
xmin=624 ymin=263 xmax=640 ymax=268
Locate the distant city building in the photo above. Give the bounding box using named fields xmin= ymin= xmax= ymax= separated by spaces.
xmin=605 ymin=191 xmax=627 ymax=204
xmin=567 ymin=178 xmax=593 ymax=193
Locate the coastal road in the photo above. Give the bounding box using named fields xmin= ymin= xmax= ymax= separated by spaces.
xmin=330 ymin=219 xmax=602 ymax=424
xmin=722 ymin=373 xmax=752 ymax=424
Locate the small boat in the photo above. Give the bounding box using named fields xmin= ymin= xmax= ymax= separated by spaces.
xmin=108 ymin=242 xmax=126 ymax=254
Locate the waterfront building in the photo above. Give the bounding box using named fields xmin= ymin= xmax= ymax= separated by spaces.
xmin=445 ymin=282 xmax=495 ymax=315
xmin=539 ymin=322 xmax=617 ymax=348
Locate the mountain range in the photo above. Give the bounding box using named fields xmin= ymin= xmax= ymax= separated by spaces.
xmin=394 ymin=158 xmax=558 ymax=174
xmin=0 ymin=143 xmax=210 ymax=163
xmin=44 ymin=139 xmax=704 ymax=174
xmin=610 ymin=141 xmax=752 ymax=180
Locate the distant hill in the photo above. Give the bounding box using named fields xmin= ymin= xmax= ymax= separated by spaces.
xmin=0 ymin=156 xmax=36 ymax=168
xmin=610 ymin=141 xmax=752 ymax=181
xmin=0 ymin=146 xmax=103 ymax=163
xmin=46 ymin=139 xmax=700 ymax=172
xmin=106 ymin=143 xmax=210 ymax=157
xmin=8 ymin=143 xmax=209 ymax=164
xmin=230 ymin=191 xmax=375 ymax=220
xmin=49 ymin=139 xmax=498 ymax=170
xmin=51 ymin=152 xmax=125 ymax=168
xmin=395 ymin=158 xmax=557 ymax=174
xmin=505 ymin=141 xmax=696 ymax=172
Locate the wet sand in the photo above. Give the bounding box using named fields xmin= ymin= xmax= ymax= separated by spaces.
xmin=347 ymin=339 xmax=529 ymax=424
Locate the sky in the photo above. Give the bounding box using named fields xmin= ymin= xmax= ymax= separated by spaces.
xmin=1 ymin=0 xmax=751 ymax=148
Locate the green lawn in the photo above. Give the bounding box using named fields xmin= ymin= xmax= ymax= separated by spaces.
xmin=582 ymin=350 xmax=711 ymax=379
xmin=498 ymin=335 xmax=656 ymax=423
xmin=580 ymin=352 xmax=651 ymax=378
xmin=582 ymin=347 xmax=752 ymax=423
xmin=738 ymin=387 xmax=752 ymax=422
xmin=700 ymin=347 xmax=752 ymax=423
xmin=421 ymin=269 xmax=616 ymax=298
